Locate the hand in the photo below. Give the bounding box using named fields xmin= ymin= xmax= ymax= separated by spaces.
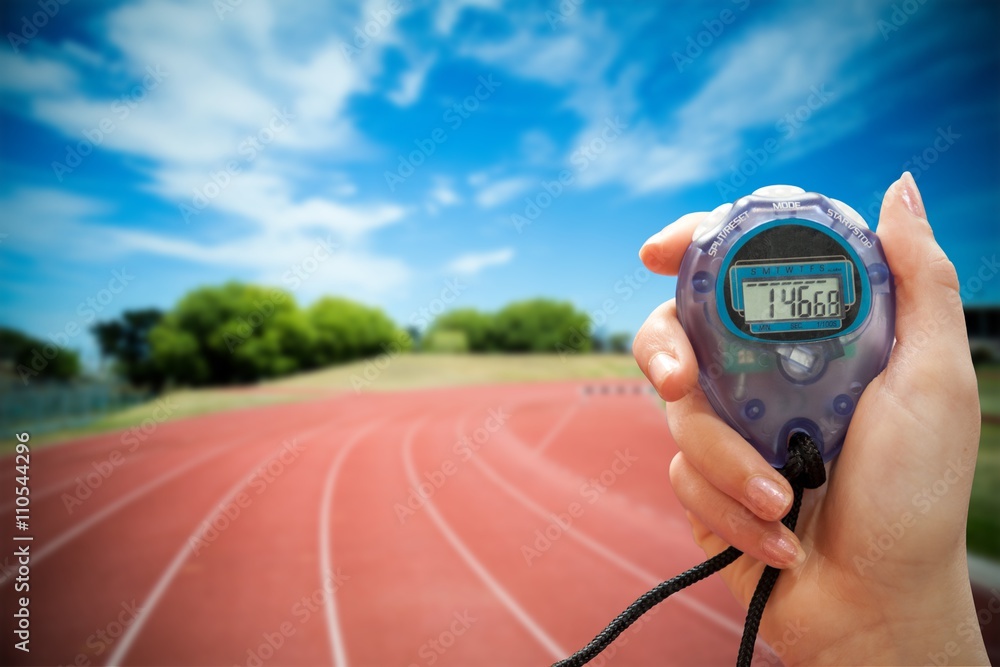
xmin=633 ymin=174 xmax=989 ymax=665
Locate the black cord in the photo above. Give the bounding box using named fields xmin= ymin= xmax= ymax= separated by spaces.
xmin=735 ymin=483 xmax=804 ymax=666
xmin=552 ymin=546 xmax=743 ymax=667
xmin=553 ymin=432 xmax=826 ymax=667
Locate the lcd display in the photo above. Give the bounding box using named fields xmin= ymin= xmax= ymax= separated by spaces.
xmin=742 ymin=277 xmax=842 ymax=323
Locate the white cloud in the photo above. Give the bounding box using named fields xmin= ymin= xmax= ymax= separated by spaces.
xmin=474 ymin=176 xmax=533 ymax=208
xmin=0 ymin=0 xmax=416 ymax=294
xmin=457 ymin=3 xmax=891 ymax=196
xmin=0 ymin=187 xmax=411 ymax=298
xmin=430 ymin=179 xmax=461 ymax=206
xmin=446 ymin=247 xmax=514 ymax=275
xmin=466 ymin=171 xmax=489 ymax=187
xmin=0 ymin=51 xmax=79 ymax=96
xmin=519 ymin=129 xmax=558 ymax=166
xmin=387 ymin=54 xmax=436 ymax=106
xmin=433 ymin=0 xmax=501 ymax=35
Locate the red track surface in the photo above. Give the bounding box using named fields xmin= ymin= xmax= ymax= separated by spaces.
xmin=0 ymin=382 xmax=767 ymax=666
xmin=8 ymin=381 xmax=998 ymax=665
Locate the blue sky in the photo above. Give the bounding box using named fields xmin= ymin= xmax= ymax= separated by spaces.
xmin=1 ymin=0 xmax=998 ymax=369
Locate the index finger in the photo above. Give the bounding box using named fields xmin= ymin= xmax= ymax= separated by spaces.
xmin=639 ymin=212 xmax=706 ymax=276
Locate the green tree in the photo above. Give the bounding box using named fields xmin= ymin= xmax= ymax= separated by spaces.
xmin=0 ymin=326 xmax=81 ymax=383
xmin=92 ymin=309 xmax=166 ymax=389
xmin=149 ymin=283 xmax=305 ymax=385
xmin=491 ymin=299 xmax=592 ymax=353
xmin=426 ymin=308 xmax=495 ymax=352
xmin=307 ymin=297 xmax=410 ymax=366
xmin=607 ymin=332 xmax=633 ymax=353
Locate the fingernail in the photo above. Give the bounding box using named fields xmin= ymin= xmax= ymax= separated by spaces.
xmin=899 ymin=171 xmax=926 ymax=219
xmin=762 ymin=532 xmax=804 ymax=568
xmin=648 ymin=353 xmax=678 ymax=387
xmin=745 ymin=476 xmax=791 ymax=520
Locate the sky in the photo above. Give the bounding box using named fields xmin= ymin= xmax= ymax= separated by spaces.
xmin=0 ymin=0 xmax=998 ymax=370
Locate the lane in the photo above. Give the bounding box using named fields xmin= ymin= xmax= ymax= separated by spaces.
xmin=104 ymin=397 xmax=425 ymax=667
xmin=468 ymin=450 xmax=745 ymax=638
xmin=0 ymin=396 xmax=362 ymax=584
xmin=0 ymin=396 xmax=368 ymax=667
xmin=327 ymin=397 xmax=565 ymax=667
xmin=104 ymin=417 xmax=345 ymax=666
xmin=411 ymin=389 xmax=738 ymax=664
xmin=106 ymin=399 xmax=393 ymax=667
xmin=401 ymin=417 xmax=568 ymax=661
xmin=0 ymin=393 xmax=352 ymax=513
xmin=319 ymin=420 xmax=387 ymax=667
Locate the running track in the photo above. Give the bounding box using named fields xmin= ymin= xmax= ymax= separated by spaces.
xmin=3 ymin=382 xmax=994 ymax=665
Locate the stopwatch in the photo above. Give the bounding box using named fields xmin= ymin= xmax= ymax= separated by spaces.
xmin=676 ymin=185 xmax=895 ymax=467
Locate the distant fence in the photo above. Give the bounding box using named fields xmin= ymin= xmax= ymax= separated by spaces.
xmin=0 ymin=381 xmax=150 ymax=436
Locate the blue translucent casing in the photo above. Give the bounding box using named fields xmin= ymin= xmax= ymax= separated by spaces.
xmin=676 ymin=186 xmax=895 ymax=467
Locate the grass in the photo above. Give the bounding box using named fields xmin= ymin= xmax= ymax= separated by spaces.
xmin=11 ymin=354 xmax=1000 ymax=560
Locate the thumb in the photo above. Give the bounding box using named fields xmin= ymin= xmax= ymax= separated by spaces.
xmin=875 ymin=172 xmax=972 ymax=387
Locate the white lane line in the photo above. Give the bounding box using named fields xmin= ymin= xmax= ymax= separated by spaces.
xmin=1 ymin=475 xmax=77 ymax=513
xmin=402 ymin=418 xmax=567 ymax=661
xmin=468 ymin=450 xmax=745 ymax=638
xmin=532 ymin=402 xmax=581 ymax=456
xmin=319 ymin=420 xmax=384 ymax=667
xmin=0 ymin=435 xmax=251 ymax=585
xmin=106 ymin=420 xmax=337 ymax=667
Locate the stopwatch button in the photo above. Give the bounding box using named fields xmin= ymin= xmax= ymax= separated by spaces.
xmin=833 ymin=394 xmax=855 ymax=416
xmin=775 ymin=344 xmax=827 ymax=383
xmin=829 ymin=198 xmax=870 ymax=230
xmin=692 ymin=203 xmax=733 ymax=243
xmin=751 ymin=185 xmax=806 ymax=198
